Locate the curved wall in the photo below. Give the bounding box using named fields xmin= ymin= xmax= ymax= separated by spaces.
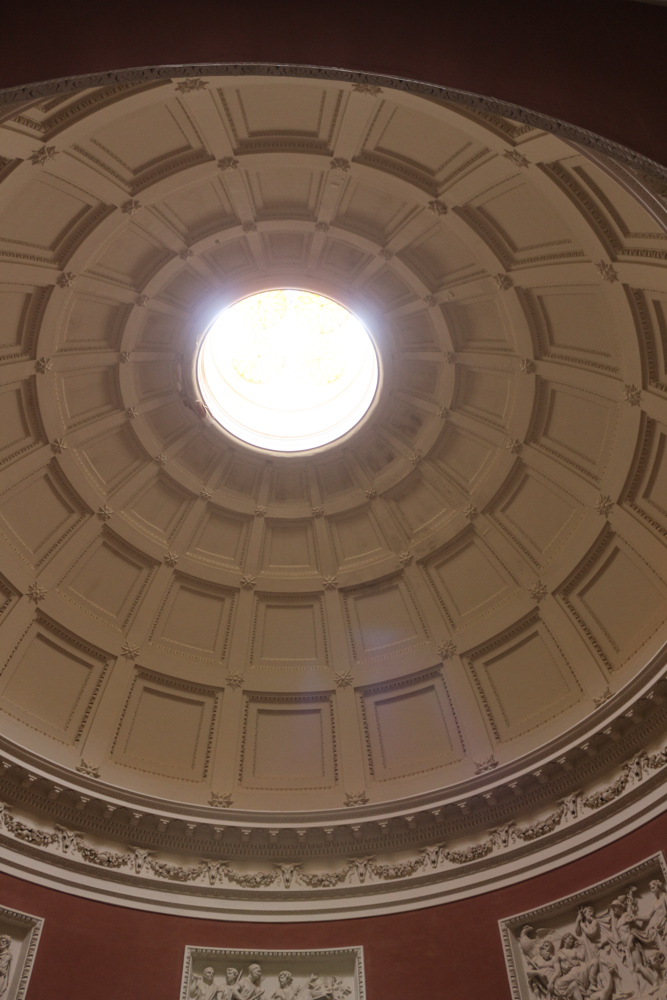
xmin=0 ymin=813 xmax=664 ymax=999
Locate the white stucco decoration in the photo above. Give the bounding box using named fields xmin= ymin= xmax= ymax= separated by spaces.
xmin=500 ymin=853 xmax=667 ymax=1000
xmin=181 ymin=946 xmax=365 ymax=1000
xmin=0 ymin=902 xmax=43 ymax=1000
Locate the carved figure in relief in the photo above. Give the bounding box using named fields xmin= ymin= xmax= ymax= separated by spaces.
xmin=513 ymin=870 xmax=667 ymax=1000
xmin=216 ymin=969 xmax=241 ymax=1000
xmin=645 ymin=951 xmax=667 ymax=997
xmin=272 ymin=970 xmax=300 ymax=1000
xmin=647 ymin=882 xmax=667 ymax=945
xmin=304 ymin=974 xmax=351 ymax=1000
xmin=190 ymin=967 xmax=222 ymax=1000
xmin=550 ymin=932 xmax=593 ymax=1000
xmin=525 ymin=939 xmax=558 ymax=998
xmin=586 ymin=947 xmax=620 ymax=1000
xmin=215 ymin=969 xmax=241 ymax=1000
xmin=232 ymin=964 xmax=264 ymax=1000
xmin=0 ymin=936 xmax=11 ymax=998
xmin=576 ymin=906 xmax=618 ymax=962
xmin=520 ymin=925 xmax=551 ymax=957
xmin=608 ymin=896 xmax=657 ymax=992
xmin=519 ymin=926 xmax=559 ymax=998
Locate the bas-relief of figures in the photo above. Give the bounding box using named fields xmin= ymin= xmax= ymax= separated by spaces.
xmin=189 ymin=962 xmax=352 ymax=1000
xmin=516 ymin=877 xmax=667 ymax=1000
xmin=0 ymin=936 xmax=11 ymax=998
xmin=190 ymin=967 xmax=222 ymax=1000
xmin=0 ymin=907 xmax=42 ymax=1000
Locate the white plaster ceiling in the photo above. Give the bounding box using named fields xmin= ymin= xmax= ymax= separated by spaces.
xmin=0 ymin=71 xmax=665 ymax=915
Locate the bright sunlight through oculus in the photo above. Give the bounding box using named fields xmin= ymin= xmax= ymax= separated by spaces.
xmin=197 ymin=290 xmax=379 ymax=452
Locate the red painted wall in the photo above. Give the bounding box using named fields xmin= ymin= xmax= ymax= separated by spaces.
xmin=1 ymin=812 xmax=665 ymax=999
xmin=1 ymin=0 xmax=667 ymax=167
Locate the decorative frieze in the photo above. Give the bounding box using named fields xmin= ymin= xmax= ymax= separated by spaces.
xmin=181 ymin=947 xmax=365 ymax=1000
xmin=0 ymin=902 xmax=42 ymax=1000
xmin=501 ymin=853 xmax=667 ymax=1000
xmin=0 ymin=742 xmax=664 ymax=899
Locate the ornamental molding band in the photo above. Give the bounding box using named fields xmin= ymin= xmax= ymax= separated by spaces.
xmin=0 ymin=902 xmax=43 ymax=1000
xmin=0 ymin=730 xmax=665 ymax=918
xmin=0 ymin=64 xmax=666 ymax=193
xmin=181 ymin=947 xmax=365 ymax=1000
xmin=500 ymin=853 xmax=667 ymax=1000
xmin=0 ymin=64 xmax=664 ymax=919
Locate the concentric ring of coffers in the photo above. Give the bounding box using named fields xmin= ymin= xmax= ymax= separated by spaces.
xmin=0 ymin=68 xmax=665 ymax=855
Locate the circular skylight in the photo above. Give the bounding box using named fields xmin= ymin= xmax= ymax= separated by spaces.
xmin=197 ymin=289 xmax=379 ymax=452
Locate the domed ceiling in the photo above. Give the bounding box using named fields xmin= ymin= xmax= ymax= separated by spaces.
xmin=0 ymin=68 xmax=665 ymax=918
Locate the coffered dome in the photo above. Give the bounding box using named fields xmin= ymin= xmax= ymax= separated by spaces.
xmin=0 ymin=68 xmax=665 ymax=918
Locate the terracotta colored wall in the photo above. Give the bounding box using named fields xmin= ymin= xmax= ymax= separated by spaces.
xmin=0 ymin=812 xmax=665 ymax=999
xmin=2 ymin=0 xmax=667 ymax=167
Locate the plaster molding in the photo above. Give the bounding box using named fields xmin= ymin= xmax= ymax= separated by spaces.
xmin=0 ymin=901 xmax=43 ymax=1000
xmin=500 ymin=853 xmax=667 ymax=1000
xmin=180 ymin=946 xmax=365 ymax=1000
xmin=0 ymin=64 xmax=663 ymax=184
xmin=0 ymin=734 xmax=665 ymax=918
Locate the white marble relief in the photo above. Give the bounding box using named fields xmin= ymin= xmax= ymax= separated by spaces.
xmin=501 ymin=854 xmax=667 ymax=1000
xmin=181 ymin=947 xmax=364 ymax=1000
xmin=0 ymin=903 xmax=43 ymax=1000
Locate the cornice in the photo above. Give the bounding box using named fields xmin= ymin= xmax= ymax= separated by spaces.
xmin=0 ymin=667 xmax=665 ymax=917
xmin=0 ymin=63 xmax=665 ymax=185
xmin=0 ymin=733 xmax=666 ymax=919
xmin=0 ymin=638 xmax=665 ymax=847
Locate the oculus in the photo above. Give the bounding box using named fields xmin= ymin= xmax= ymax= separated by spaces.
xmin=197 ymin=290 xmax=379 ymax=452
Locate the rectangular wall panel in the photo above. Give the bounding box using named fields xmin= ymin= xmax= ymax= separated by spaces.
xmin=250 ymin=594 xmax=328 ymax=670
xmin=0 ymin=462 xmax=86 ymax=567
xmin=58 ymin=530 xmax=157 ymax=630
xmin=422 ymin=530 xmax=516 ymax=630
xmin=150 ymin=574 xmax=236 ymax=662
xmin=342 ymin=576 xmax=429 ymax=664
xmin=465 ymin=613 xmax=583 ymax=743
xmin=112 ymin=670 xmax=218 ymax=780
xmin=239 ymin=694 xmax=337 ymax=790
xmin=359 ymin=670 xmax=463 ymax=780
xmin=0 ymin=618 xmax=108 ymax=745
xmin=559 ymin=527 xmax=667 ymax=672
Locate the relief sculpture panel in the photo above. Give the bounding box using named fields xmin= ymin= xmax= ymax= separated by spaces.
xmin=181 ymin=948 xmax=364 ymax=1000
xmin=0 ymin=902 xmax=42 ymax=1000
xmin=501 ymin=854 xmax=667 ymax=1000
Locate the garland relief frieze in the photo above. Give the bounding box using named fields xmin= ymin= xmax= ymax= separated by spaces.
xmin=0 ymin=742 xmax=664 ymax=900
